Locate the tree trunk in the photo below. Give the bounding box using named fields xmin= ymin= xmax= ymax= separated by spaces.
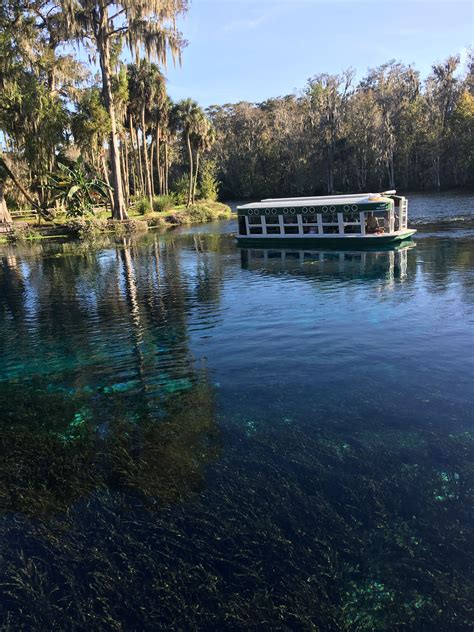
xmin=129 ymin=119 xmax=140 ymax=195
xmin=388 ymin=154 xmax=395 ymax=189
xmin=150 ymin=140 xmax=155 ymax=197
xmin=123 ymin=135 xmax=131 ymax=201
xmin=186 ymin=132 xmax=193 ymax=207
xmin=141 ymin=107 xmax=153 ymax=208
xmin=0 ymin=153 xmax=48 ymax=217
xmin=97 ymin=15 xmax=128 ymax=221
xmin=120 ymin=139 xmax=129 ymax=203
xmin=192 ymin=150 xmax=200 ymax=203
xmin=132 ymin=119 xmax=145 ymax=196
xmin=0 ymin=182 xmax=12 ymax=224
xmin=101 ymin=154 xmax=115 ymax=210
xmin=156 ymin=126 xmax=162 ymax=195
xmin=164 ymin=141 xmax=169 ymax=195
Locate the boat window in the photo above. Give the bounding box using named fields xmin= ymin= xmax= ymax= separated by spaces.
xmin=284 ymin=226 xmax=299 ymax=234
xmin=266 ymin=226 xmax=281 ymax=235
xmin=302 ymin=215 xmax=317 ymax=223
xmin=248 ymin=215 xmax=262 ymax=225
xmin=238 ymin=217 xmax=247 ymax=234
xmin=303 ymin=226 xmax=319 ymax=234
xmin=283 ymin=215 xmax=298 ymax=224
xmin=265 ymin=215 xmax=280 ymax=224
xmin=322 ymin=213 xmax=338 ymax=223
xmin=344 ymin=225 xmax=362 ymax=234
xmin=323 ymin=226 xmax=339 ymax=234
xmin=249 ymin=226 xmax=263 ymax=234
xmin=343 ymin=211 xmax=359 ymax=222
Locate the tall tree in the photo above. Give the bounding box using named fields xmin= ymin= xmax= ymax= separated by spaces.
xmin=425 ymin=56 xmax=461 ymax=189
xmin=173 ymin=98 xmax=202 ymax=206
xmin=60 ymin=0 xmax=187 ymax=220
xmin=306 ymin=71 xmax=354 ymax=193
xmin=361 ymin=61 xmax=420 ymax=190
xmin=127 ymin=61 xmax=166 ymax=206
xmin=191 ymin=116 xmax=215 ymax=203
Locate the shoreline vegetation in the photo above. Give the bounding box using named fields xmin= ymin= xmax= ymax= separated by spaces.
xmin=0 ymin=201 xmax=234 ymax=245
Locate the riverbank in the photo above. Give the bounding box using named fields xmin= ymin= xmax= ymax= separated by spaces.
xmin=0 ymin=201 xmax=234 ymax=244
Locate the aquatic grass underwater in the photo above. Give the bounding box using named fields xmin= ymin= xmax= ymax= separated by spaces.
xmin=0 ymin=200 xmax=473 ymax=630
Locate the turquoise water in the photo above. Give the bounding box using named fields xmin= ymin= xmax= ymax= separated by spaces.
xmin=0 ymin=197 xmax=473 ymax=630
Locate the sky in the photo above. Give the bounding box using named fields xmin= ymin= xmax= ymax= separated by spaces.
xmin=164 ymin=0 xmax=473 ymax=106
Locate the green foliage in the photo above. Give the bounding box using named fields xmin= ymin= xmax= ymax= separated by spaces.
xmin=171 ymin=173 xmax=192 ymax=204
xmin=181 ymin=202 xmax=232 ymax=223
xmin=152 ymin=195 xmax=175 ymax=213
xmin=71 ymin=88 xmax=111 ymax=164
xmin=48 ymin=159 xmax=110 ymax=218
xmin=199 ymin=160 xmax=220 ymax=200
xmin=135 ymin=196 xmax=152 ymax=215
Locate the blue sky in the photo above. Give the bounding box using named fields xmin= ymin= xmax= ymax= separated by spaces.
xmin=164 ymin=0 xmax=473 ymax=106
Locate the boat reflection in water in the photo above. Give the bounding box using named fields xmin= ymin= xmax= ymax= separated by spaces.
xmin=240 ymin=241 xmax=415 ymax=283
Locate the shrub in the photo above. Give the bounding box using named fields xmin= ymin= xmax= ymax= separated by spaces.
xmin=185 ymin=204 xmax=215 ymax=223
xmin=147 ymin=215 xmax=168 ymax=229
xmin=199 ymin=160 xmax=220 ymax=201
xmin=163 ymin=212 xmax=185 ymax=225
xmin=47 ymin=158 xmax=110 ymax=217
xmin=65 ymin=217 xmax=107 ymax=239
xmin=171 ymin=174 xmax=191 ymax=205
xmin=135 ymin=196 xmax=152 ymax=215
xmin=152 ymin=195 xmax=175 ymax=213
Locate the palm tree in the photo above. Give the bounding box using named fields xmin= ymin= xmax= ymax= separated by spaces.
xmin=151 ymin=92 xmax=171 ymax=196
xmin=191 ymin=117 xmax=216 ymax=203
xmin=60 ymin=0 xmax=187 ymax=220
xmin=127 ymin=61 xmax=166 ymax=207
xmin=173 ymin=99 xmax=202 ymax=207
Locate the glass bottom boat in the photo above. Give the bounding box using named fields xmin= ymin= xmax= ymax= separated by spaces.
xmin=236 ymin=191 xmax=416 ymax=248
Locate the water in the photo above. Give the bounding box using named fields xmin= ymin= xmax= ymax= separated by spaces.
xmin=0 ymin=195 xmax=473 ymax=630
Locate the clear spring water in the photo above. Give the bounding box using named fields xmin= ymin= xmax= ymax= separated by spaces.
xmin=0 ymin=194 xmax=473 ymax=630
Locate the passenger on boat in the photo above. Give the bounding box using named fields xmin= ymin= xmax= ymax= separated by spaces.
xmin=366 ymin=214 xmax=379 ymax=234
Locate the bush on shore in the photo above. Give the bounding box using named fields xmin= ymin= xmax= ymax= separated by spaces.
xmin=65 ymin=217 xmax=108 ymax=239
xmin=152 ymin=195 xmax=175 ymax=213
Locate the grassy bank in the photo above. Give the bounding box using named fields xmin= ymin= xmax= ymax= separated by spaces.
xmin=1 ymin=201 xmax=234 ymax=244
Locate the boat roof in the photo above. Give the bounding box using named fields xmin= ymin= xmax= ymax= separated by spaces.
xmin=238 ymin=194 xmax=393 ymax=210
xmin=261 ymin=190 xmax=397 ymax=202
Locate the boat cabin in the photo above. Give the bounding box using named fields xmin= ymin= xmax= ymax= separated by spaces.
xmin=236 ymin=192 xmax=416 ymax=246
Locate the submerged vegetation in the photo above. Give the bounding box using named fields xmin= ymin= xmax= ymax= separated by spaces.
xmin=0 ymin=379 xmax=220 ymax=516
xmin=0 ymin=378 xmax=473 ymax=629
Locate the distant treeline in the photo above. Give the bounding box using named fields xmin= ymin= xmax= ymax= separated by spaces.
xmin=207 ymin=57 xmax=474 ymax=198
